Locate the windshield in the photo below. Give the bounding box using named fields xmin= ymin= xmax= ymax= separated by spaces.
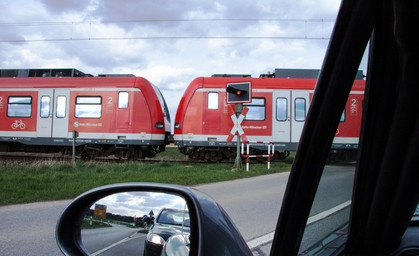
xmin=298 ymin=165 xmax=355 ymax=254
xmin=298 ymin=53 xmax=367 ymax=255
xmin=157 ymin=209 xmax=190 ymax=227
xmin=413 ymin=203 xmax=419 ymax=220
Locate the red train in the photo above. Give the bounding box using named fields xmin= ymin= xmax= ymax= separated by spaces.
xmin=174 ymin=69 xmax=365 ymax=161
xmin=0 ymin=68 xmax=171 ymax=159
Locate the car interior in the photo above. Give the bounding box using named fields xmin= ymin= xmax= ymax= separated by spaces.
xmin=270 ymin=0 xmax=419 ymax=255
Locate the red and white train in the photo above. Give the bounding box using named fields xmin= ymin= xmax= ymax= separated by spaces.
xmin=0 ymin=68 xmax=171 ymax=159
xmin=174 ymin=69 xmax=365 ymax=161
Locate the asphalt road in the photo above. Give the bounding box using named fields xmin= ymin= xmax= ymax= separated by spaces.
xmin=195 ymin=171 xmax=290 ymax=242
xmin=0 ymin=199 xmax=71 ymax=256
xmin=0 ymin=165 xmax=354 ymax=256
xmin=82 ymin=224 xmax=145 ymax=255
xmin=94 ymin=233 xmax=145 ymax=256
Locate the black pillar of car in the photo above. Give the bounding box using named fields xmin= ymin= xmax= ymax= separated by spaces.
xmin=345 ymin=0 xmax=419 ymax=254
xmin=269 ymin=0 xmax=375 ymax=255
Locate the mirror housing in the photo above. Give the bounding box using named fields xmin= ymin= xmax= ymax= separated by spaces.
xmin=56 ymin=183 xmax=252 ymax=256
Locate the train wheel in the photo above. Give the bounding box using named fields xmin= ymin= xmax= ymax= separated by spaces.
xmin=115 ymin=149 xmax=127 ymax=160
xmin=115 ymin=147 xmax=138 ymax=161
xmin=274 ymin=151 xmax=290 ymax=161
xmin=128 ymin=147 xmax=139 ymax=161
xmin=80 ymin=151 xmax=92 ymax=160
xmin=206 ymin=151 xmax=221 ymax=162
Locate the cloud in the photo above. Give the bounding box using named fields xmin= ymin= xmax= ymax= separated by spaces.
xmin=94 ymin=0 xmax=188 ymax=21
xmin=39 ymin=0 xmax=91 ymax=14
xmin=138 ymin=65 xmax=196 ymax=87
xmin=1 ymin=0 xmax=368 ymax=123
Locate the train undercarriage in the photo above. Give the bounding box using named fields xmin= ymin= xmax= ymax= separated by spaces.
xmin=68 ymin=144 xmax=165 ymax=160
xmin=178 ymin=146 xmax=290 ymax=162
xmin=0 ymin=142 xmax=165 ymax=160
xmin=178 ymin=146 xmax=357 ymax=162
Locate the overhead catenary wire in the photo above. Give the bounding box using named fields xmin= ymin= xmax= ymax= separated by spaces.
xmin=0 ymin=18 xmax=335 ymax=26
xmin=0 ymin=36 xmax=331 ymax=43
xmin=0 ymin=18 xmax=334 ymax=43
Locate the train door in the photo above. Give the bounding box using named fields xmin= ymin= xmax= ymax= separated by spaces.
xmin=204 ymin=91 xmax=221 ymax=131
xmin=272 ymin=90 xmax=291 ymax=143
xmin=291 ymin=90 xmax=308 ymax=143
xmin=52 ymin=89 xmax=70 ymax=138
xmin=116 ymin=91 xmax=129 ymax=129
xmin=37 ymin=89 xmax=54 ymax=137
xmin=272 ymin=90 xmax=309 ymax=147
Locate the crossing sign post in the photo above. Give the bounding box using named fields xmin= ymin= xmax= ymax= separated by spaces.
xmin=226 ymin=82 xmax=251 ymax=170
xmin=226 ymin=105 xmax=249 ymax=143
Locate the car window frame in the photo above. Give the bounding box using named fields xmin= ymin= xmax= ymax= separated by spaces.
xmin=269 ymin=0 xmax=374 ymax=254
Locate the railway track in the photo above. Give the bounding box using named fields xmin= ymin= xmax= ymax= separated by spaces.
xmin=0 ymin=152 xmax=357 ymax=167
xmin=0 ymin=152 xmax=233 ymax=165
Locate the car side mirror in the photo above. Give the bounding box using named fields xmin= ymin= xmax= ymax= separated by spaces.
xmin=56 ymin=183 xmax=253 ymax=256
xmin=81 ymin=191 xmax=188 ymax=255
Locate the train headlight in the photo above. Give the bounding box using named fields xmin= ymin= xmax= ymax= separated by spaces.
xmin=175 ymin=122 xmax=180 ymax=129
xmin=155 ymin=122 xmax=164 ymax=129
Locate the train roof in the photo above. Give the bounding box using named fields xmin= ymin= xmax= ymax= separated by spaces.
xmin=187 ymin=69 xmax=365 ymax=91
xmin=0 ymin=76 xmax=154 ymax=89
xmin=272 ymin=68 xmax=364 ymax=79
xmin=0 ymin=68 xmax=157 ymax=90
xmin=187 ymin=75 xmax=365 ymax=92
xmin=0 ymin=68 xmax=91 ymax=78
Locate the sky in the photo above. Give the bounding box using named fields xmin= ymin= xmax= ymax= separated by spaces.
xmin=0 ymin=0 xmax=367 ymax=120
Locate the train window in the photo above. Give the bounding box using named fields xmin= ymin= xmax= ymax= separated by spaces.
xmin=7 ymin=96 xmax=32 ymax=117
xmin=276 ymin=98 xmax=288 ymax=121
xmin=244 ymin=98 xmax=265 ymax=121
xmin=56 ymin=96 xmax=67 ymax=118
xmin=208 ymin=92 xmax=219 ymax=110
xmin=118 ymin=92 xmax=128 ymax=109
xmin=40 ymin=96 xmax=50 ymax=118
xmin=295 ymin=98 xmax=306 ymax=121
xmin=75 ymin=96 xmax=102 ymax=118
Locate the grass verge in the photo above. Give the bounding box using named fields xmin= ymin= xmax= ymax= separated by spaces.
xmin=0 ymin=149 xmax=293 ymax=206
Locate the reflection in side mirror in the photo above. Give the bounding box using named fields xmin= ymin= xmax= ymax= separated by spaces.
xmin=80 ymin=192 xmax=190 ymax=256
xmin=57 ymin=183 xmax=253 ymax=256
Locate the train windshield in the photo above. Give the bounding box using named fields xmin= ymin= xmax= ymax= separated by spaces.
xmin=151 ymin=83 xmax=171 ymax=123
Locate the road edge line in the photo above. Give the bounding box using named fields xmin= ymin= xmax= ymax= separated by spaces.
xmin=247 ymin=200 xmax=351 ymax=250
